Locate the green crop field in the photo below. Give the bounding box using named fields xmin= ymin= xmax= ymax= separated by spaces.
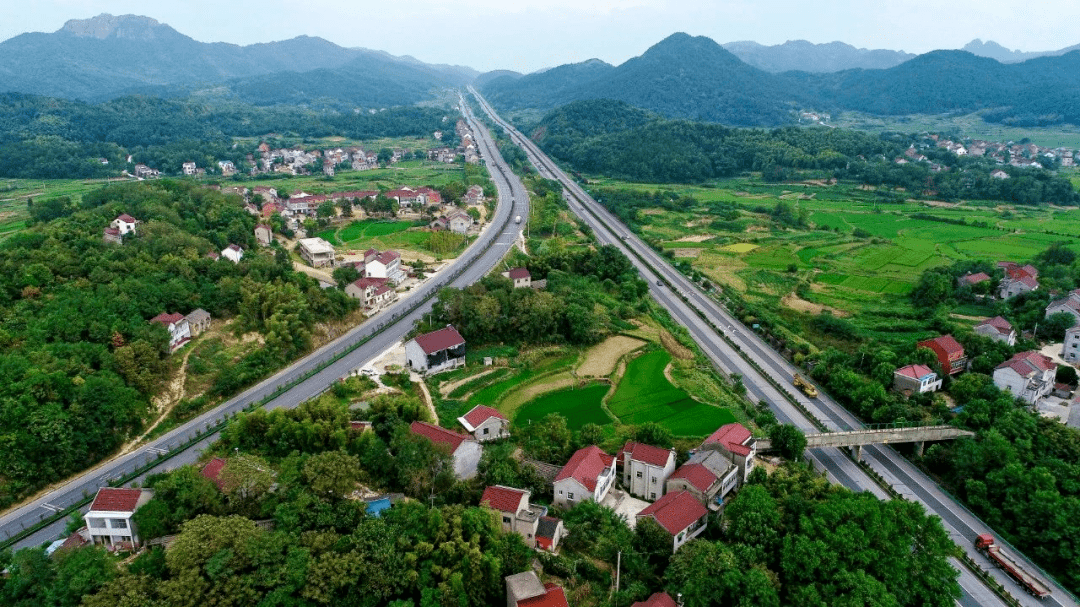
xmin=514 ymin=384 xmax=613 ymax=430
xmin=318 ymin=220 xmax=416 ymax=246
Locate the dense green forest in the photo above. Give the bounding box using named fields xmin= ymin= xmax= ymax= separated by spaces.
xmin=0 ymin=94 xmax=453 ymax=178
xmin=529 ymin=99 xmax=1079 ymax=205
xmin=0 ymin=180 xmax=356 ymax=508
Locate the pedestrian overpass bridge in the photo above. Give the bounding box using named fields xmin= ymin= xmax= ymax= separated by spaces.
xmin=757 ymin=425 xmax=975 ymax=459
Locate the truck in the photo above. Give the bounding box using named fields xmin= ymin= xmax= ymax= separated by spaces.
xmin=514 ymin=215 xmax=522 ymax=224
xmin=974 ymin=534 xmax=1051 ymax=599
xmin=792 ymin=374 xmax=818 ymax=398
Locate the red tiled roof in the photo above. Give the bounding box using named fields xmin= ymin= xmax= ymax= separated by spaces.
xmin=618 ymin=441 xmax=673 ymax=468
xmin=959 ymin=272 xmax=990 ymax=285
xmin=103 ymin=227 xmax=120 ymax=236
xmin=555 ymin=445 xmax=614 ymax=492
xmin=977 ymin=316 xmax=1013 ymax=335
xmin=637 ymin=490 xmax=707 ymax=535
xmin=632 ymin=593 xmax=678 ymax=607
xmin=410 ymin=421 xmax=471 ymax=453
xmin=703 ymin=423 xmax=752 ymax=457
xmin=151 ymin=312 xmax=185 ymax=326
xmin=89 ymin=487 xmax=144 ymax=513
xmin=1018 ymin=275 xmax=1039 ymax=289
xmin=200 ymin=458 xmax=227 ymax=490
xmin=668 ymin=463 xmax=717 ymax=493
xmin=507 ymin=267 xmax=531 ymax=280
xmin=462 ymin=405 xmax=507 ymax=427
xmin=996 ymin=351 xmax=1056 ymax=376
xmin=480 ymin=485 xmax=526 ymax=513
xmin=351 ymin=277 xmax=388 ymax=291
xmin=518 ymin=584 xmax=569 ymax=607
xmin=918 ymin=335 xmax=964 ymax=357
xmin=226 ymin=244 xmax=243 ymax=253
xmin=895 ymin=364 xmax=935 ymax=380
xmin=413 ymin=325 xmax=465 ymax=355
xmin=116 ymin=213 xmax=137 ymax=223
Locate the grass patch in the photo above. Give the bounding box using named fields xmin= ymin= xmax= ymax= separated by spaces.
xmin=514 ymin=384 xmax=613 ymax=430
xmin=721 ymin=243 xmax=759 ymax=253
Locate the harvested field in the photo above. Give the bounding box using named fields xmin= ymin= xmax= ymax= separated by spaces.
xmin=675 ymin=234 xmax=714 ymax=243
xmin=780 ymin=293 xmax=851 ymax=317
xmin=673 ymin=249 xmax=702 ymax=258
xmin=577 ymin=336 xmax=645 ymax=377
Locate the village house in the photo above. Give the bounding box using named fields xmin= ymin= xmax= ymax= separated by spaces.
xmin=505 ymin=571 xmax=569 ymax=607
xmin=222 ymin=244 xmax=244 ymax=264
xmin=957 ymin=272 xmax=991 ymax=288
xmin=182 ymin=162 xmax=197 ymax=175
xmin=993 ymin=351 xmax=1056 ymax=404
xmin=974 ymin=316 xmax=1016 ymax=346
xmin=917 ymin=335 xmax=966 ymax=375
xmin=631 ymin=593 xmax=679 ymax=607
xmin=185 ymin=309 xmax=211 ymax=337
xmin=502 ymin=267 xmax=531 ymax=288
xmin=1063 ymin=326 xmax=1080 ymax=365
xmin=151 ymin=312 xmax=191 ymax=353
xmin=408 ymin=421 xmax=481 ymax=479
xmin=464 ymin=184 xmax=485 ymax=206
xmin=218 ymin=161 xmax=236 ymax=175
xmin=254 ymin=224 xmax=273 ymax=247
xmin=617 ymin=441 xmax=676 ymax=501
xmin=344 ymin=277 xmax=395 ymax=311
xmin=536 ymin=516 xmax=565 ymax=552
xmin=405 ymin=325 xmax=466 ymax=374
xmin=893 ymin=364 xmax=942 ymax=394
xmin=362 ymin=248 xmax=405 ymax=284
xmin=133 ymin=164 xmax=159 ymax=178
xmin=446 ymin=210 xmax=472 ymax=234
xmin=480 ymin=485 xmax=548 ymax=548
xmin=553 ymin=445 xmax=615 ymax=508
xmin=297 ymin=237 xmax=336 ymax=268
xmin=200 ymin=458 xmax=229 ymax=491
xmin=636 ymin=490 xmax=709 ymax=553
xmin=111 ymin=214 xmax=139 ymax=236
xmin=698 ymin=423 xmax=756 ymax=482
xmin=998 ymin=261 xmax=1039 ymax=299
xmin=457 ymin=405 xmax=510 ymax=442
xmin=665 ymin=450 xmax=739 ymax=510
xmin=102 ymin=227 xmax=123 ymax=245
xmin=85 ymin=487 xmax=154 ymax=548
xmin=1045 ymin=289 xmax=1080 ymax=326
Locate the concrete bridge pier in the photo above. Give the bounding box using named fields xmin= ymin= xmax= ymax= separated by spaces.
xmin=915 ymin=441 xmax=925 ymax=457
xmin=852 ymin=445 xmax=862 ymax=461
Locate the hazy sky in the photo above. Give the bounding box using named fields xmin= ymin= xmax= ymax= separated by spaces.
xmin=5 ymin=0 xmax=1080 ymax=73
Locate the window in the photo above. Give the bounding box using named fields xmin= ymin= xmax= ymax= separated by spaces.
xmin=567 ymin=492 xmax=575 ymax=500
xmin=483 ymin=428 xmax=490 ymax=434
xmin=502 ymin=516 xmax=511 ymax=524
xmin=89 ymin=518 xmax=105 ymax=528
xmin=650 ymin=492 xmax=656 ymax=500
xmin=110 ymin=519 xmax=128 ymax=529
xmin=651 ymin=476 xmax=657 ymax=483
xmin=636 ymin=471 xmax=642 ymax=478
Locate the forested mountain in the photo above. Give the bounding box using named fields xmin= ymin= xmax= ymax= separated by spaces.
xmin=0 ymin=14 xmax=475 ymax=103
xmin=485 ymin=34 xmax=792 ymax=126
xmin=963 ymin=38 xmax=1080 ymax=63
xmin=723 ymin=40 xmax=915 ymax=73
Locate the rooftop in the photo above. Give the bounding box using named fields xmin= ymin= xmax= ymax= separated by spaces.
xmin=617 ymin=441 xmax=674 ymax=468
xmin=976 ymin=316 xmax=1013 ymax=335
xmin=506 ymin=267 xmax=531 ymax=280
xmin=917 ymin=335 xmax=964 ymax=356
xmin=702 ymin=423 xmax=752 ymax=457
xmin=413 ymin=325 xmax=466 ymax=355
xmin=409 ymin=421 xmax=472 ymax=454
xmin=895 ymin=364 xmax=936 ymax=380
xmin=996 ymin=351 xmax=1055 ymax=376
xmin=637 ymin=490 xmax=707 ymax=535
xmin=480 ymin=485 xmax=527 ymax=514
xmin=555 ymin=445 xmax=614 ymax=492
xmin=89 ymin=487 xmax=146 ymax=513
xmin=298 ymin=237 xmax=335 ymax=255
xmin=668 ymin=462 xmax=718 ymax=493
xmin=632 ymin=593 xmax=678 ymax=607
xmin=459 ymin=404 xmax=507 ymax=431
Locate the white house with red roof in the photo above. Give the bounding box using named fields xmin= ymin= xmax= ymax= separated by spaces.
xmin=1045 ymin=289 xmax=1080 ymax=326
xmin=997 ymin=262 xmax=1039 ymax=299
xmin=699 ymin=423 xmax=756 ymax=482
xmin=458 ymin=405 xmax=509 ymax=441
xmin=994 ymin=351 xmax=1056 ymax=404
xmin=617 ymin=441 xmax=676 ymax=501
xmin=111 ymin=213 xmax=139 ymax=235
xmin=974 ymin=316 xmax=1016 ymax=346
xmin=85 ymin=487 xmax=154 ymax=548
xmin=666 ymin=449 xmax=739 ymax=510
xmin=150 ymin=312 xmax=191 ymax=352
xmin=409 ymin=421 xmax=482 ymax=479
xmin=405 ymin=325 xmax=466 ymax=374
xmin=502 ymin=267 xmax=532 ymax=288
xmin=893 ymin=364 xmax=942 ymax=394
xmin=222 ymin=244 xmax=244 ymax=264
xmin=362 ymin=248 xmax=405 ymax=284
xmin=631 ymin=592 xmax=678 ymax=607
xmin=480 ymin=485 xmax=549 ymax=548
xmin=1064 ymin=326 xmax=1080 ymax=364
xmin=505 ymin=571 xmax=569 ymax=607
xmin=345 ymin=276 xmax=395 ymax=311
xmin=553 ymin=445 xmax=615 ymax=508
xmin=636 ymin=490 xmax=708 ymax=552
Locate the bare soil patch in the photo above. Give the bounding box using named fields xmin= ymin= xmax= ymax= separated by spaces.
xmin=950 ymin=313 xmax=989 ymax=322
xmin=675 ymin=234 xmax=714 ymax=243
xmin=577 ymin=336 xmax=646 ymax=377
xmin=672 ymin=248 xmax=701 ymax=258
xmin=781 ymin=292 xmax=851 ymax=318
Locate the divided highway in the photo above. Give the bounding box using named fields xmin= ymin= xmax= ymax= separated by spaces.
xmin=469 ymin=87 xmax=1075 ymax=607
xmin=0 ymin=96 xmax=528 ymax=552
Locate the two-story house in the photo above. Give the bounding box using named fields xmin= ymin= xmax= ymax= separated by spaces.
xmin=297 ymin=237 xmax=336 ymax=268
xmin=185 ymin=309 xmax=211 ymax=336
xmin=409 ymin=421 xmax=482 ymax=479
xmin=480 ymin=485 xmax=548 ymax=548
xmin=1064 ymin=326 xmax=1080 ymax=364
xmin=993 ymin=351 xmax=1056 ymax=404
xmin=553 ymin=445 xmax=615 ymax=508
xmin=345 ymin=277 xmax=395 ymax=310
xmin=636 ymin=490 xmax=708 ymax=553
xmin=665 ymin=449 xmax=739 ymax=510
xmin=457 ymin=405 xmax=510 ymax=442
xmin=998 ymin=262 xmax=1039 ymax=299
xmin=150 ymin=312 xmax=192 ymax=353
xmin=85 ymin=487 xmax=154 ymax=548
xmin=917 ymin=335 xmax=966 ymax=375
xmin=111 ymin=214 xmax=139 ymax=236
xmin=698 ymin=423 xmax=756 ymax=483
xmin=974 ymin=316 xmax=1016 ymax=346
xmin=405 ymin=325 xmax=466 ymax=374
xmin=1045 ymin=289 xmax=1080 ymax=326
xmin=363 ymin=249 xmax=405 ymax=284
xmin=617 ymin=441 xmax=676 ymax=501
xmin=254 ymin=224 xmax=273 ymax=247
xmin=893 ymin=364 xmax=942 ymax=394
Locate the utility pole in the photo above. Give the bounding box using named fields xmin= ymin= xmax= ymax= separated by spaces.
xmin=615 ymin=550 xmax=621 ymax=594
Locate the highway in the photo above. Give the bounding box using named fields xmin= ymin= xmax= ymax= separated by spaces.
xmin=0 ymin=94 xmax=529 ymax=552
xmin=469 ymin=86 xmax=1074 ymax=607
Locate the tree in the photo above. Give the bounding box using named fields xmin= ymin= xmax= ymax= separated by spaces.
xmin=302 ymin=450 xmax=361 ymax=499
xmin=724 ymin=484 xmax=781 ymax=564
xmin=332 ymin=264 xmax=360 ymax=289
xmin=317 ymin=201 xmax=337 ymax=219
xmin=768 ymin=424 xmax=807 ymax=461
xmin=517 ymin=413 xmax=573 ymax=462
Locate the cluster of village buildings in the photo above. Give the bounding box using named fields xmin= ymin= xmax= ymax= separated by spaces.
xmin=894 ymin=135 xmax=1076 ymax=173
xmin=126 ymin=118 xmax=482 ymax=179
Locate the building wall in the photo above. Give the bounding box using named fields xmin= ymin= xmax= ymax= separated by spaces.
xmin=624 ymin=457 xmax=675 ymax=501
xmin=671 ymin=516 xmax=707 ymax=552
xmin=404 ymin=339 xmax=428 ymax=371
xmin=974 ymin=325 xmax=1016 ymax=346
xmin=472 ymin=417 xmax=509 ymax=442
xmin=86 ymin=512 xmax=138 ymax=546
xmin=1064 ymin=330 xmax=1080 ymax=364
xmin=553 ymin=478 xmax=588 ymax=509
xmin=452 ymin=441 xmax=482 ymax=480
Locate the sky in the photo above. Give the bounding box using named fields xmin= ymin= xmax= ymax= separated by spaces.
xmin=5 ymin=0 xmax=1080 ymax=73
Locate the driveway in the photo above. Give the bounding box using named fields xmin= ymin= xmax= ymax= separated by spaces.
xmin=601 ymin=488 xmax=650 ymax=529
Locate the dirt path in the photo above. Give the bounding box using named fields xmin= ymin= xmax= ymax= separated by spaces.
xmin=119 ymin=345 xmax=196 ymax=454
xmin=414 ymin=374 xmax=438 ymax=423
xmin=577 ymin=336 xmax=645 ymax=377
xmin=292 ymin=261 xmax=335 ymax=284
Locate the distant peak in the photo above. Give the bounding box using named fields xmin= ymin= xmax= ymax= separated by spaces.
xmin=60 ymin=14 xmax=169 ymax=40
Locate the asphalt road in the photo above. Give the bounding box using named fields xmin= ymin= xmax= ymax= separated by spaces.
xmin=0 ymin=95 xmax=529 ymax=552
xmin=470 ymin=86 xmax=1071 ymax=607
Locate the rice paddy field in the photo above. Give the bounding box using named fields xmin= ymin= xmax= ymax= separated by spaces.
xmin=316 ymin=219 xmax=428 ymax=251
xmin=513 ymin=384 xmax=613 ymax=430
